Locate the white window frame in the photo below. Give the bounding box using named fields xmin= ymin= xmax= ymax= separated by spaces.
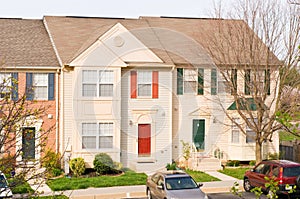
xmin=183 ymin=69 xmax=197 ymax=94
xmin=231 ymin=118 xmax=240 ymax=143
xmin=32 ymin=73 xmax=48 ymax=100
xmin=82 ymin=70 xmax=114 ymax=97
xmin=246 ymin=118 xmax=257 ymax=143
xmin=137 ymin=71 xmax=152 ymax=97
xmin=81 ymin=122 xmax=114 ymax=149
xmin=0 ymin=73 xmax=11 ymax=99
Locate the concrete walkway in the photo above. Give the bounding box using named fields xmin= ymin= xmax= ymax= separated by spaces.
xmin=14 ymin=170 xmax=243 ymax=199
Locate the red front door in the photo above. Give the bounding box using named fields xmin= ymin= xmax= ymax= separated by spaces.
xmin=138 ymin=124 xmax=151 ymax=156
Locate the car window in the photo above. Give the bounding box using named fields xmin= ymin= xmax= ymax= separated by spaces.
xmin=272 ymin=165 xmax=279 ymax=177
xmin=165 ymin=177 xmax=198 ymax=190
xmin=157 ymin=176 xmax=164 ymax=186
xmin=261 ymin=164 xmax=271 ymax=175
xmin=0 ymin=175 xmax=7 ymax=188
xmin=283 ymin=166 xmax=300 ymax=177
xmin=151 ymin=174 xmax=160 ymax=184
xmin=254 ymin=163 xmax=265 ymax=173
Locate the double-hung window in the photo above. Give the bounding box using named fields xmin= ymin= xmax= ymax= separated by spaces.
xmin=82 ymin=70 xmax=97 ymax=97
xmin=32 ymin=73 xmax=48 ymax=100
xmin=137 ymin=71 xmax=152 ymax=97
xmin=246 ymin=118 xmax=257 ymax=143
xmin=99 ymin=70 xmax=114 ymax=96
xmin=177 ymin=68 xmax=204 ymax=95
xmin=130 ymin=70 xmax=159 ymax=98
xmin=82 ymin=70 xmax=114 ymax=97
xmin=26 ymin=73 xmax=54 ymax=100
xmin=0 ymin=73 xmax=11 ymax=98
xmin=231 ymin=118 xmax=240 ymax=143
xmin=82 ymin=122 xmax=113 ymax=149
xmin=245 ymin=69 xmax=270 ymax=95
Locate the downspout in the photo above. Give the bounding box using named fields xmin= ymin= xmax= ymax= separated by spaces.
xmin=56 ymin=69 xmax=60 ymax=153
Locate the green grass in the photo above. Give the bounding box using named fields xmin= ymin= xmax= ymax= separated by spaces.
xmin=218 ymin=167 xmax=252 ymax=180
xmin=185 ymin=169 xmax=221 ymax=182
xmin=30 ymin=195 xmax=68 ymax=199
xmin=8 ymin=179 xmax=34 ymax=194
xmin=47 ymin=171 xmax=147 ymax=191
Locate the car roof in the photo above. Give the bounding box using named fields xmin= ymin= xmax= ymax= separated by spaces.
xmin=261 ymin=160 xmax=300 ymax=167
xmin=154 ymin=170 xmax=191 ymax=178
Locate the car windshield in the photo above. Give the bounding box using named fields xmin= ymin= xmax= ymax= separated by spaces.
xmin=0 ymin=175 xmax=7 ymax=188
xmin=283 ymin=166 xmax=300 ymax=177
xmin=165 ymin=176 xmax=198 ymax=190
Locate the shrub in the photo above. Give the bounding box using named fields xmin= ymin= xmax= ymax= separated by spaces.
xmin=226 ymin=160 xmax=240 ymax=167
xmin=42 ymin=149 xmax=62 ymax=177
xmin=166 ymin=162 xmax=177 ymax=170
xmin=0 ymin=154 xmax=16 ymax=176
xmin=249 ymin=160 xmax=256 ymax=166
xmin=69 ymin=157 xmax=85 ymax=177
xmin=93 ymin=153 xmax=120 ymax=175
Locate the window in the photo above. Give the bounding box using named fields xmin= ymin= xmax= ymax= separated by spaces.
xmin=99 ymin=123 xmax=113 ymax=148
xmin=231 ymin=118 xmax=240 ymax=143
xmin=137 ymin=71 xmax=152 ymax=97
xmin=184 ymin=69 xmax=197 ymax=93
xmin=82 ymin=70 xmax=114 ymax=97
xmin=82 ymin=122 xmax=113 ymax=149
xmin=130 ymin=71 xmax=158 ymax=98
xmin=26 ymin=73 xmax=54 ymax=100
xmin=246 ymin=119 xmax=256 ymax=143
xmin=211 ymin=69 xmax=217 ymax=95
xmin=0 ymin=73 xmax=11 ymax=98
xmin=177 ymin=68 xmax=204 ymax=95
xmin=33 ymin=73 xmax=48 ymax=100
xmin=245 ymin=69 xmax=270 ymax=95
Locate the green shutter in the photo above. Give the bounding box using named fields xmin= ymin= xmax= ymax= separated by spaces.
xmin=245 ymin=69 xmax=251 ymax=95
xmin=11 ymin=73 xmax=18 ymax=101
xmin=177 ymin=68 xmax=183 ymax=95
xmin=198 ymin=68 xmax=204 ymax=95
xmin=231 ymin=69 xmax=237 ymax=95
xmin=211 ymin=69 xmax=217 ymax=95
xmin=48 ymin=73 xmax=55 ymax=100
xmin=265 ymin=69 xmax=270 ymax=95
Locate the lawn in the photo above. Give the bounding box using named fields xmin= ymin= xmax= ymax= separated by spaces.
xmin=218 ymin=167 xmax=252 ymax=180
xmin=185 ymin=169 xmax=221 ymax=182
xmin=47 ymin=171 xmax=148 ymax=191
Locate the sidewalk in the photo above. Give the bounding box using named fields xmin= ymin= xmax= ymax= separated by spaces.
xmin=16 ymin=171 xmax=243 ymax=199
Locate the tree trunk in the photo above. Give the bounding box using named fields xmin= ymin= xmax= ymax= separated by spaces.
xmin=256 ymin=141 xmax=262 ymax=163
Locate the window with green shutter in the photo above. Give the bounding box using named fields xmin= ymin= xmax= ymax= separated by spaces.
xmin=197 ymin=68 xmax=204 ymax=95
xmin=211 ymin=69 xmax=217 ymax=95
xmin=245 ymin=69 xmax=251 ymax=95
xmin=231 ymin=69 xmax=237 ymax=95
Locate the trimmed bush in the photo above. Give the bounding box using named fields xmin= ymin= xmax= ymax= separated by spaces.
xmin=166 ymin=162 xmax=177 ymax=170
xmin=93 ymin=153 xmax=120 ymax=175
xmin=69 ymin=158 xmax=85 ymax=177
xmin=226 ymin=160 xmax=240 ymax=167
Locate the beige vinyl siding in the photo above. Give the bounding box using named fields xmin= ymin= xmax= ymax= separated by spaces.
xmin=121 ymin=68 xmax=172 ymax=172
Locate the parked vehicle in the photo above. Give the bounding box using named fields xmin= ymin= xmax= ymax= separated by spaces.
xmin=146 ymin=170 xmax=208 ymax=199
xmin=243 ymin=160 xmax=300 ymax=196
xmin=0 ymin=172 xmax=12 ymax=198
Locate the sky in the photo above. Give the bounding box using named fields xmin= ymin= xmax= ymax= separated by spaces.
xmin=0 ymin=0 xmax=234 ymax=19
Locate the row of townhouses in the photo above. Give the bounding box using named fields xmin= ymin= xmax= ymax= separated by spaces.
xmin=0 ymin=16 xmax=280 ymax=172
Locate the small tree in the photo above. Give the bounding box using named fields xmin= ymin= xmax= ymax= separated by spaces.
xmin=69 ymin=157 xmax=85 ymax=177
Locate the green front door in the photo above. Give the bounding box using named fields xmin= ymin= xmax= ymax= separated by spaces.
xmin=193 ymin=119 xmax=205 ymax=151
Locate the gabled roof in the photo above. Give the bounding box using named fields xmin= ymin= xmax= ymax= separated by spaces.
xmin=43 ymin=16 xmax=281 ymax=67
xmin=0 ymin=18 xmax=59 ymax=68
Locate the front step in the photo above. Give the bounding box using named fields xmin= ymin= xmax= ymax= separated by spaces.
xmin=188 ymin=157 xmax=222 ymax=171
